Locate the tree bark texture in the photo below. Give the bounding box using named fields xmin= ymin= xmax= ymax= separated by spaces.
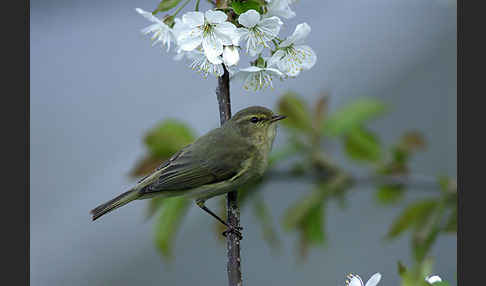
xmin=216 ymin=66 xmax=242 ymax=286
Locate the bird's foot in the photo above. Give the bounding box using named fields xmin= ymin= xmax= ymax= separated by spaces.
xmin=222 ymin=226 xmax=243 ymax=240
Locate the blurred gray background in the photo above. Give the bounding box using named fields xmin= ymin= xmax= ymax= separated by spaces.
xmin=30 ymin=0 xmax=456 ymax=285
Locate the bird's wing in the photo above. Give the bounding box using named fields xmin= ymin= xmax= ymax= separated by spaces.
xmin=139 ymin=129 xmax=255 ymax=194
xmin=136 ymin=148 xmax=187 ymax=184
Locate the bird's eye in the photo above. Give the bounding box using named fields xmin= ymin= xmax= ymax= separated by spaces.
xmin=250 ymin=117 xmax=260 ymax=123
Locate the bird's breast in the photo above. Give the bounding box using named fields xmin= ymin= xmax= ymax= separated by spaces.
xmin=253 ymin=125 xmax=278 ymax=176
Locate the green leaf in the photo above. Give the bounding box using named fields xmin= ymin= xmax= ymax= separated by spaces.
xmin=301 ymin=203 xmax=325 ymax=244
xmin=399 ymin=260 xmax=436 ymax=286
xmin=146 ymin=196 xmax=166 ymax=220
xmin=283 ymin=177 xmax=349 ymax=257
xmin=130 ymin=156 xmax=166 ymax=178
xmin=324 ymin=97 xmax=387 ymax=136
xmin=402 ymin=275 xmax=431 ymax=286
xmin=231 ymin=0 xmax=262 ymax=15
xmin=282 ymin=188 xmax=325 ymax=231
xmin=412 ymin=226 xmax=440 ymax=262
xmin=295 ymin=202 xmax=326 ymax=258
xmin=376 ymin=184 xmax=405 ymax=205
xmin=344 ymin=126 xmax=382 ymax=162
xmin=277 ymin=91 xmax=313 ymax=133
xmin=392 ymin=148 xmax=409 ymax=166
xmin=153 ymin=0 xmax=183 ymax=13
xmin=144 ymin=119 xmax=195 ymax=158
xmin=154 ymin=197 xmax=190 ymax=257
xmin=386 ymin=199 xmax=438 ymax=239
xmin=412 ymin=202 xmax=445 ymax=262
xmin=417 ymin=259 xmax=434 ymax=281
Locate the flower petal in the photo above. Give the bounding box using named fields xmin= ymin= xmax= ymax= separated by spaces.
xmin=425 ymin=275 xmax=442 ymax=284
xmin=236 ymin=27 xmax=250 ymax=46
xmin=223 ymin=46 xmax=240 ymax=67
xmin=233 ymin=67 xmax=279 ymax=91
xmin=265 ymin=0 xmax=295 ymax=19
xmin=295 ymin=45 xmax=317 ymax=70
xmin=214 ymin=22 xmax=238 ymax=45
xmin=258 ymin=16 xmax=283 ymax=39
xmin=189 ymin=51 xmax=224 ymax=77
xmin=267 ymin=49 xmax=285 ymax=68
xmin=278 ymin=57 xmax=300 ymax=77
xmin=203 ymin=34 xmax=224 ymax=60
xmin=230 ymin=29 xmax=242 ymax=46
xmin=265 ymin=67 xmax=284 ymax=77
xmin=280 ymin=22 xmax=311 ymax=47
xmin=205 ymin=10 xmax=227 ymax=24
xmin=240 ymin=66 xmax=263 ymax=72
xmin=141 ymin=23 xmax=162 ymax=35
xmin=238 ymin=10 xmax=261 ymax=28
xmin=182 ymin=11 xmax=205 ymax=28
xmin=135 ymin=8 xmax=162 ymax=23
xmin=178 ymin=28 xmax=203 ymax=51
xmin=230 ymin=70 xmax=246 ymax=82
xmin=172 ymin=17 xmax=187 ymax=39
xmin=346 ymin=274 xmax=364 ymax=286
xmin=365 ymin=273 xmax=382 ymax=286
xmin=207 ymin=53 xmax=223 ymax=65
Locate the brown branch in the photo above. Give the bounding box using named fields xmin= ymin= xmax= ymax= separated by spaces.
xmin=216 ymin=65 xmax=242 ymax=286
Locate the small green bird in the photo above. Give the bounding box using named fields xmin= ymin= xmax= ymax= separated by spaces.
xmin=90 ymin=106 xmax=286 ymax=237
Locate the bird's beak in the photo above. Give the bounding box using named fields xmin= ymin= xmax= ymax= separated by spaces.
xmin=270 ymin=114 xmax=287 ymax=123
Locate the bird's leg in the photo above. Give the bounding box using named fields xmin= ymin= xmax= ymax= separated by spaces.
xmin=196 ymin=199 xmax=243 ymax=240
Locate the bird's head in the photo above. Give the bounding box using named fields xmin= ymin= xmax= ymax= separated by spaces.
xmin=228 ymin=106 xmax=286 ymax=144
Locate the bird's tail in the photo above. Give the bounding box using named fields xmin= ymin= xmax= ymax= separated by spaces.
xmin=90 ymin=189 xmax=140 ymax=221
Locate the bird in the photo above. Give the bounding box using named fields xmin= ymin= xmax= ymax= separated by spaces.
xmin=90 ymin=106 xmax=286 ymax=238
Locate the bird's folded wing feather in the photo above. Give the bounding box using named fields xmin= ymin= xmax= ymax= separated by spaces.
xmin=139 ymin=130 xmax=255 ymax=194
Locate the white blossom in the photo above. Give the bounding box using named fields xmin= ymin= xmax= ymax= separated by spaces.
xmin=135 ymin=8 xmax=176 ymax=51
xmin=171 ymin=18 xmax=190 ymax=61
xmin=188 ymin=50 xmax=225 ymax=77
xmin=232 ymin=66 xmax=284 ymax=91
xmin=172 ymin=17 xmax=187 ymax=40
xmin=345 ymin=273 xmax=382 ymax=286
xmin=173 ymin=48 xmax=195 ymax=61
xmin=268 ymin=22 xmax=316 ymax=77
xmin=177 ymin=10 xmax=239 ymax=64
xmin=265 ymin=0 xmax=296 ymax=19
xmin=223 ymin=46 xmax=240 ymax=67
xmin=237 ymin=10 xmax=283 ymax=56
xmin=425 ymin=275 xmax=443 ymax=284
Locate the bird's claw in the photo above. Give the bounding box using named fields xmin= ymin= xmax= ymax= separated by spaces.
xmin=222 ymin=226 xmax=243 ymax=240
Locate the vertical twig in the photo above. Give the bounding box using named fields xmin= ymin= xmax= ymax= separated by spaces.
xmin=216 ymin=66 xmax=242 ymax=286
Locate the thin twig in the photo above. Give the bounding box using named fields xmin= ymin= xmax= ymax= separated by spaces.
xmin=216 ymin=65 xmax=242 ymax=286
xmin=263 ymin=170 xmax=445 ymax=191
xmin=173 ymin=0 xmax=192 ymax=16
